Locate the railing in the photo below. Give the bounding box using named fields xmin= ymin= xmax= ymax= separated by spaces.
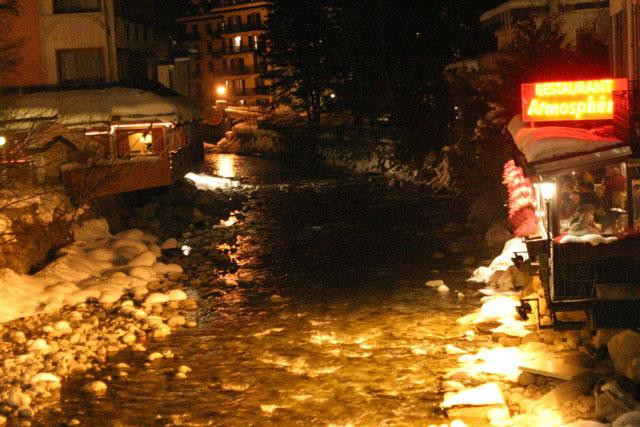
xmin=212 ymin=45 xmax=264 ymax=55
xmin=219 ymin=65 xmax=266 ymax=76
xmin=217 ymin=23 xmax=267 ymax=35
xmin=229 ymin=87 xmax=270 ymax=97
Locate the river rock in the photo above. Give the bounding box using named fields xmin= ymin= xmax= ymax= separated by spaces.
xmin=517 ymin=371 xmax=536 ymax=387
xmin=437 ymin=284 xmax=450 ymax=294
xmin=129 ymin=266 xmax=156 ymax=281
xmin=128 ymin=251 xmax=157 ymax=268
xmin=144 ymin=293 xmax=170 ymax=305
xmin=53 ymin=321 xmax=72 ymax=335
xmin=83 ymin=381 xmax=107 ymax=396
xmin=425 ymin=280 xmax=445 ymax=288
xmin=152 ymin=323 xmax=171 ymax=339
xmin=167 ymin=289 xmax=187 ymax=301
xmin=116 ymin=229 xmax=144 ymax=241
xmin=160 ymin=238 xmax=179 ymax=250
xmin=607 ymin=330 xmax=640 ymax=382
xmin=11 ymin=331 xmax=26 ymax=344
xmin=485 ymin=223 xmax=512 ymax=248
xmin=148 ymin=352 xmax=163 ymax=361
xmin=613 ymin=411 xmax=640 ymax=427
xmin=6 ymin=389 xmax=31 ymax=408
xmin=167 ymin=315 xmax=186 ymax=328
xmin=30 ymin=373 xmax=60 ymax=384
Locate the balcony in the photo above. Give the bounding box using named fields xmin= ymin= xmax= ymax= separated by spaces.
xmin=218 ymin=65 xmax=266 ymax=76
xmin=211 ymin=45 xmax=265 ymax=56
xmin=229 ymin=87 xmax=270 ymax=97
xmin=217 ymin=23 xmax=267 ymax=35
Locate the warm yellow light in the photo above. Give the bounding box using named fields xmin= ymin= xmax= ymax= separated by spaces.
xmin=144 ymin=134 xmax=153 ymax=144
xmin=539 ymin=181 xmax=556 ymax=201
xmin=216 ymin=154 xmax=235 ymax=178
xmin=216 ymin=85 xmax=227 ymax=96
xmin=0 ymin=136 xmax=6 ymax=146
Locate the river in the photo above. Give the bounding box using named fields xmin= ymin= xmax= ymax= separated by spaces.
xmin=40 ymin=153 xmax=486 ymax=426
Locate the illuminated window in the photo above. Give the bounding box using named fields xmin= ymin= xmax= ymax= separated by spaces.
xmin=53 ymin=0 xmax=100 ymax=13
xmin=233 ymin=36 xmax=242 ymax=48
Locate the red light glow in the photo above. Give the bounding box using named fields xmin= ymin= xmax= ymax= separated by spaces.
xmin=521 ymin=78 xmax=628 ymax=122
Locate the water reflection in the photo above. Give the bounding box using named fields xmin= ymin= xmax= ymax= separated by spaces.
xmin=216 ymin=153 xmax=237 ymax=178
xmin=41 ymin=154 xmax=476 ymax=426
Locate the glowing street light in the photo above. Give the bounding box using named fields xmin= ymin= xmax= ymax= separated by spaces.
xmin=0 ymin=136 xmax=6 ymax=146
xmin=216 ymin=85 xmax=227 ymax=97
xmin=539 ymin=179 xmax=556 ymax=241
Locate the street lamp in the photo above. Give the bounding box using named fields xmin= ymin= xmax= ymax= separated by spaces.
xmin=539 ymin=180 xmax=556 ymax=240
xmin=0 ymin=136 xmax=6 ymax=146
xmin=216 ymin=85 xmax=227 ymax=97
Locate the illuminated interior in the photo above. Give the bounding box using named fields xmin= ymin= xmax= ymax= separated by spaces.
xmin=554 ymin=162 xmax=628 ymax=236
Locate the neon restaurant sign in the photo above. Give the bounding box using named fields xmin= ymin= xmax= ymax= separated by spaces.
xmin=521 ymin=78 xmax=628 ymax=122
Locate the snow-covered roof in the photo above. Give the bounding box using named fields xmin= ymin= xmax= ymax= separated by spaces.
xmin=508 ymin=115 xmax=625 ymax=165
xmin=0 ymin=87 xmax=201 ymax=132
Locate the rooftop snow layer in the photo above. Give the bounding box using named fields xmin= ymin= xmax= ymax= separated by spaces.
xmin=0 ymin=87 xmax=201 ymax=131
xmin=508 ymin=115 xmax=623 ymax=164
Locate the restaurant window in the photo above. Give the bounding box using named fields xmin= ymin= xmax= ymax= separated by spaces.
xmin=53 ymin=0 xmax=100 ymax=13
xmin=556 ymin=162 xmax=628 ymax=236
xmin=57 ymin=48 xmax=105 ymax=83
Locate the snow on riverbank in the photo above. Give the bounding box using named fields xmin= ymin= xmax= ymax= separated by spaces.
xmin=0 ymin=218 xmax=184 ymax=323
xmin=0 ymin=218 xmax=200 ymax=423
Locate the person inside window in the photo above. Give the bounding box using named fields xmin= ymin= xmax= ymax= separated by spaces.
xmin=569 ymin=204 xmax=601 ymax=236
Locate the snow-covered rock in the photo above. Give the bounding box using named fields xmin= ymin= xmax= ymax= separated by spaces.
xmin=72 ymin=219 xmax=111 ymax=242
xmin=469 ymin=237 xmax=527 ymax=286
xmin=127 ymin=251 xmax=157 ymax=267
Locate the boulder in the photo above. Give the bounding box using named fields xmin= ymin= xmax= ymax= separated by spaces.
xmin=607 ymin=330 xmax=640 ymax=382
xmin=595 ymin=380 xmax=640 ymax=422
xmin=485 ymin=223 xmax=512 ymax=249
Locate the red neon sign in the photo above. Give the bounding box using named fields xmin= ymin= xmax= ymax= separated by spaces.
xmin=521 ymin=78 xmax=628 ymax=122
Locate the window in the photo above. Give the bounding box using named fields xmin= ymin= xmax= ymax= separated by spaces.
xmin=233 ymin=35 xmax=242 ymax=52
xmin=192 ymin=24 xmax=200 ymax=37
xmin=207 ymin=42 xmax=213 ymax=55
xmin=57 ymin=48 xmax=105 ymax=83
xmin=556 ymin=163 xmax=628 ymax=236
xmin=251 ymin=35 xmax=259 ymax=50
xmin=206 ymin=23 xmax=213 ymax=35
xmin=53 ymin=0 xmax=100 ymax=13
xmin=247 ymin=12 xmax=261 ymax=26
xmin=208 ymin=61 xmax=214 ymax=73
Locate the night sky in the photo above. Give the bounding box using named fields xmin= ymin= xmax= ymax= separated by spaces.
xmin=156 ymin=0 xmax=507 ymax=53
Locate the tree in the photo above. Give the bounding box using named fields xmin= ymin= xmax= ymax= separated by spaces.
xmin=0 ymin=0 xmax=21 ymax=72
xmin=266 ymin=0 xmax=342 ymax=125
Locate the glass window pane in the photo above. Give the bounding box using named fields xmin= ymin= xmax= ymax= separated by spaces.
xmin=53 ymin=0 xmax=100 ymax=13
xmin=57 ymin=49 xmax=105 ymax=82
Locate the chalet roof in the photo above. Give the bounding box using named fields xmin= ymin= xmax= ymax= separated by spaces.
xmin=0 ymin=87 xmax=201 ymax=132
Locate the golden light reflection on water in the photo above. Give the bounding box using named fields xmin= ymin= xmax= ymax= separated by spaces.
xmin=216 ymin=154 xmax=237 ymax=178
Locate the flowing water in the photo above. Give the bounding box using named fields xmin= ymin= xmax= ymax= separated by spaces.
xmin=41 ymin=153 xmax=486 ymax=426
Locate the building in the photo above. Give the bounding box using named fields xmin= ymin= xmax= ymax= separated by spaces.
xmin=480 ymin=0 xmax=609 ymax=52
xmin=178 ymin=0 xmax=271 ymax=108
xmin=611 ymin=0 xmax=640 ymax=82
xmin=0 ymin=1 xmax=204 ymax=197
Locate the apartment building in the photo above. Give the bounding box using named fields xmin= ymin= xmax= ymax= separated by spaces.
xmin=480 ymin=0 xmax=609 ymax=52
xmin=179 ymin=0 xmax=271 ymax=107
xmin=1 ymin=0 xmax=164 ymax=87
xmin=611 ymin=0 xmax=640 ymax=81
xmin=0 ymin=1 xmax=204 ymax=196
